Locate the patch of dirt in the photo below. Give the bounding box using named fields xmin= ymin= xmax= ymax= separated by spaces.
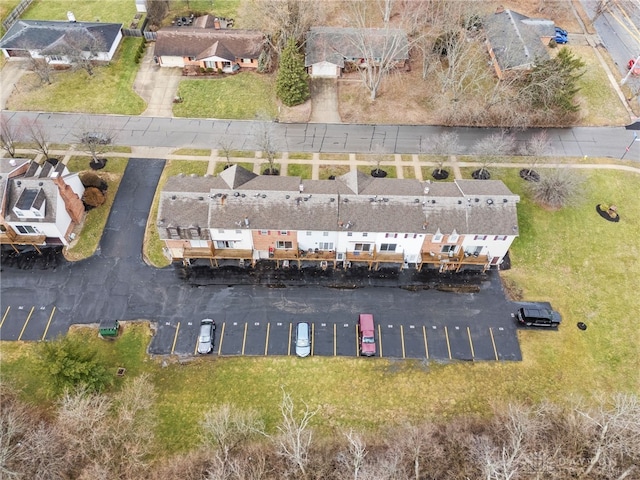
xmin=500 ymin=276 xmax=524 ymax=301
xmin=278 ymin=99 xmax=311 ymax=123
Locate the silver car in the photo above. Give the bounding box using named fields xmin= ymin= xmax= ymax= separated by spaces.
xmin=197 ymin=319 xmax=215 ymax=354
xmin=295 ymin=322 xmax=311 ymax=357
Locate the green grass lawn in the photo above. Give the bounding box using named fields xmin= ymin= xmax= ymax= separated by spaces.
xmin=319 ymin=164 xmax=350 ymax=179
xmin=172 ymin=148 xmax=211 ymax=156
xmin=287 ymin=163 xmax=312 ymax=178
xmin=22 ymin=0 xmax=136 ymax=23
xmin=288 ymin=152 xmax=313 ymax=160
xmin=64 ymin=157 xmax=128 ymax=260
xmin=213 ymin=161 xmax=254 ymax=175
xmin=358 ymin=165 xmax=397 ymax=178
xmin=7 ymin=38 xmax=146 ymax=115
xmin=3 ymin=166 xmax=639 ymax=458
xmin=402 ymin=166 xmax=416 ymax=179
xmin=174 ymin=73 xmax=277 ymax=119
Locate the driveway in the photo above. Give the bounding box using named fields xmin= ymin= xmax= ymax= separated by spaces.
xmin=0 ymin=61 xmax=27 ymax=110
xmin=309 ymin=78 xmax=341 ymax=123
xmin=133 ymin=48 xmax=182 ymax=117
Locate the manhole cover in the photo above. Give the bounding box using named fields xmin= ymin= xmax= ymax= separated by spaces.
xmin=577 ymin=322 xmax=587 ymax=330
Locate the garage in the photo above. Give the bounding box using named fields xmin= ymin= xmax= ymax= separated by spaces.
xmin=311 ymin=61 xmax=340 ymax=78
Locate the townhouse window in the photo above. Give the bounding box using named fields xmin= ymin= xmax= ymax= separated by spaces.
xmin=494 ymin=235 xmax=507 ymax=241
xmin=189 ymin=227 xmax=201 ymax=239
xmin=242 ymin=58 xmax=252 ymax=63
xmin=319 ymin=242 xmax=333 ymax=250
xmin=279 ymin=231 xmax=288 ymax=236
xmin=259 ymin=230 xmax=268 ymax=235
xmin=306 ymin=231 xmax=312 ymax=236
xmin=474 ymin=235 xmax=488 ymax=241
xmin=432 ymin=233 xmax=443 ymax=243
xmin=363 ymin=232 xmax=368 ymax=237
xmin=48 ymin=55 xmax=63 ymax=61
xmin=167 ymin=227 xmax=180 ymax=239
xmin=323 ymin=231 xmax=329 ymax=236
xmin=276 ymin=241 xmax=293 ymax=249
xmin=347 ymin=232 xmax=353 ymax=237
xmin=354 ymin=243 xmax=371 ymax=252
xmin=188 ymin=56 xmax=196 ymax=61
xmin=379 ymin=243 xmax=396 ymax=252
xmin=218 ymin=229 xmax=225 ymax=233
xmin=441 ymin=245 xmax=456 ymax=254
xmin=235 ymin=229 xmax=242 ymax=234
xmin=449 ymin=232 xmax=459 ymax=243
xmin=16 ymin=225 xmax=38 ymax=234
xmin=216 ymin=240 xmax=234 ymax=248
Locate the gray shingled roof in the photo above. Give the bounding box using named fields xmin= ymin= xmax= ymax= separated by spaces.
xmin=157 ymin=166 xmax=520 ymax=237
xmin=5 ymin=178 xmax=57 ymax=223
xmin=305 ymin=27 xmax=409 ymax=67
xmin=0 ymin=20 xmax=122 ymax=54
xmin=484 ymin=9 xmax=554 ymax=71
xmin=154 ymin=29 xmax=264 ymax=60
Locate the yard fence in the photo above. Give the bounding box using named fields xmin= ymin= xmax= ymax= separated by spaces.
xmin=122 ymin=15 xmax=149 ymax=38
xmin=143 ymin=31 xmax=157 ymax=41
xmin=2 ymin=0 xmax=34 ymax=33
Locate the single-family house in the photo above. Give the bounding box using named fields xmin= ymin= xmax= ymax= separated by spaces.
xmin=305 ymin=27 xmax=409 ymax=77
xmin=0 ymin=19 xmax=123 ymax=64
xmin=157 ymin=166 xmax=520 ymax=272
xmin=484 ymin=7 xmax=556 ymax=79
xmin=0 ymin=159 xmax=85 ymax=250
xmin=154 ymin=27 xmax=264 ymax=72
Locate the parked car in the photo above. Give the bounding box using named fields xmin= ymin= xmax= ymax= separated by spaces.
xmin=555 ymin=27 xmax=568 ymax=36
xmin=628 ymin=58 xmax=640 ymax=76
xmin=197 ymin=319 xmax=216 ymax=354
xmin=295 ymin=322 xmax=311 ymax=357
xmin=81 ymin=132 xmax=111 ymax=145
xmin=358 ymin=314 xmax=376 ymax=356
xmin=554 ymin=28 xmax=568 ymax=44
xmin=515 ymin=306 xmax=561 ymax=328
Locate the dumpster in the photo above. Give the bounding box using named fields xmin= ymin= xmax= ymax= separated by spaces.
xmin=99 ymin=319 xmax=120 ymax=338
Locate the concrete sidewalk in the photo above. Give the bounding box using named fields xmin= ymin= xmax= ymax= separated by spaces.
xmin=133 ymin=47 xmax=181 ymax=117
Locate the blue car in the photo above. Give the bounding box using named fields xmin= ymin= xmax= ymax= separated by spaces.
xmin=554 ymin=26 xmax=568 ymax=44
xmin=555 ymin=27 xmax=568 ymax=36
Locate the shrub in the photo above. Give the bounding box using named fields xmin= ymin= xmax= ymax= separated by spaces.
xmin=79 ymin=172 xmax=107 ymax=191
xmin=82 ymin=187 xmax=106 ymax=208
xmin=527 ymin=168 xmax=584 ymax=209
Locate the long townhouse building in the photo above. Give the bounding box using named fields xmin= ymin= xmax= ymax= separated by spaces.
xmin=157 ymin=166 xmax=520 ymax=272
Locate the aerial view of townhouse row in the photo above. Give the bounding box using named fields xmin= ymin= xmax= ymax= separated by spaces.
xmin=0 ymin=0 xmax=639 ymax=478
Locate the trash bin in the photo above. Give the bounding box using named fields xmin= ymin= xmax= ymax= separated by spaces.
xmin=99 ymin=319 xmax=120 ymax=338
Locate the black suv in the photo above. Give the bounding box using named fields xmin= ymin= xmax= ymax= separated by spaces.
xmin=516 ymin=306 xmax=561 ymax=328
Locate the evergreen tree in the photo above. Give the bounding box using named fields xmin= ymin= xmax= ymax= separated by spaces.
xmin=276 ymin=38 xmax=310 ymax=107
xmin=523 ymin=47 xmax=586 ymax=113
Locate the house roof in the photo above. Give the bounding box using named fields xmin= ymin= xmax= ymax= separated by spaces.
xmin=484 ymin=8 xmax=554 ymax=71
xmin=157 ymin=166 xmax=520 ymax=239
xmin=154 ymin=29 xmax=264 ymax=60
xmin=0 ymin=20 xmax=122 ymax=53
xmin=305 ymin=27 xmax=409 ymax=67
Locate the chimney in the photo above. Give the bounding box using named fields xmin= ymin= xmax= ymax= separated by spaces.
xmin=53 ymin=175 xmax=84 ymax=223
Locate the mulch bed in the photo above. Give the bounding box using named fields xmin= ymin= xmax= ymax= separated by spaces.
xmin=89 ymin=158 xmax=108 ymax=170
xmin=519 ymin=169 xmax=540 ymax=182
xmin=371 ymin=169 xmax=387 ymax=177
xmin=432 ymin=169 xmax=449 ymax=180
xmin=471 ymin=169 xmax=491 ymax=180
xmin=596 ymin=204 xmax=620 ymax=222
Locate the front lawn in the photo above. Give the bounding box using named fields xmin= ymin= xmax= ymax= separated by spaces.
xmin=7 ymin=37 xmax=146 ymax=115
xmin=22 ymin=0 xmax=136 ymax=23
xmin=173 ymin=73 xmax=277 ymax=119
xmin=64 ymin=157 xmax=129 ymax=261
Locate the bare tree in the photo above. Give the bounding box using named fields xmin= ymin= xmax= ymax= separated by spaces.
xmin=28 ymin=56 xmax=53 ymax=85
xmin=337 ymin=429 xmax=368 ymax=480
xmin=56 ymin=30 xmax=106 ymax=76
xmin=273 ymin=389 xmax=319 ymax=477
xmin=576 ymin=394 xmax=640 ymax=479
xmin=527 ymin=167 xmax=584 ymax=209
xmin=255 ymin=121 xmax=279 ymax=174
xmin=146 ymin=0 xmax=170 ymax=28
xmin=75 ymin=121 xmax=116 ymax=163
xmin=0 ymin=115 xmax=22 ymax=158
xmin=0 ymin=388 xmax=31 ymax=479
xmin=241 ymin=0 xmax=325 ymax=57
xmin=200 ymin=403 xmax=265 ymax=478
xmin=473 ymin=131 xmax=516 ymax=179
xmin=217 ymin=137 xmax=235 ymax=169
xmin=520 ymin=130 xmax=551 ymax=177
xmin=15 ymin=421 xmax=68 ymax=480
xmin=23 ymin=118 xmax=52 ymax=160
xmin=377 ymin=0 xmax=395 ymax=24
xmin=347 ymin=2 xmax=413 ymax=101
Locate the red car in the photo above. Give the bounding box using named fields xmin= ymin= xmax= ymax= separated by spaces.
xmin=358 ymin=314 xmax=376 ymax=357
xmin=628 ymin=59 xmax=640 ymax=76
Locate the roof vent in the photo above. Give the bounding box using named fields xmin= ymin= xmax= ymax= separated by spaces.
xmin=475 ymin=198 xmax=480 ymax=203
xmin=383 ymin=198 xmax=389 ymax=202
xmin=234 ymin=192 xmax=240 ymax=197
xmin=414 ymin=198 xmax=419 ymax=203
xmin=244 ymin=217 xmax=250 ymax=227
xmin=343 ymin=198 xmax=349 ymax=203
xmin=17 ymin=181 xmax=21 ymax=186
xmin=241 ymin=194 xmax=245 ymax=198
xmin=303 ymin=197 xmax=308 ymax=201
xmin=171 ymin=195 xmax=176 ymax=200
xmin=431 ymin=200 xmax=436 ymax=204
xmin=286 ymin=195 xmax=290 ymax=199
xmin=487 ymin=199 xmax=494 ymax=205
xmin=458 ymin=200 xmax=462 ymax=204
xmin=39 ymin=182 xmax=43 ymax=186
xmin=330 ymin=198 xmax=335 ymax=202
xmin=198 ymin=196 xmax=204 ymax=201
xmin=261 ymin=194 xmax=266 ymax=199
xmin=503 ymin=198 xmax=508 ymax=203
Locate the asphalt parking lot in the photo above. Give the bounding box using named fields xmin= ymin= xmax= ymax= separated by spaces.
xmin=0 ymin=158 xmax=522 ymax=362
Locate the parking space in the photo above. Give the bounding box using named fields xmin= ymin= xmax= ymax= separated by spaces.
xmin=312 ymin=322 xmax=333 ymax=356
xmin=0 ymin=305 xmax=57 ymax=342
xmin=266 ymin=321 xmax=291 ymax=355
xmin=218 ymin=321 xmax=246 ymax=355
xmin=403 ymin=324 xmax=428 ymax=359
xmin=426 ymin=325 xmax=451 ymax=360
xmin=243 ymin=321 xmax=268 ymax=356
xmin=173 ymin=319 xmax=201 ymax=355
xmin=491 ymin=326 xmax=522 ymax=361
xmin=447 ymin=325 xmax=474 ymax=361
xmin=378 ymin=323 xmax=403 ymax=358
xmin=335 ymin=322 xmax=357 ymax=357
xmin=469 ymin=324 xmax=499 ymax=361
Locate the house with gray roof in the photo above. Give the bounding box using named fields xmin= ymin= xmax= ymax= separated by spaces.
xmin=484 ymin=7 xmax=557 ymax=79
xmin=157 ymin=165 xmax=520 ymax=272
xmin=305 ymin=27 xmax=409 ymax=77
xmin=0 ymin=159 xmax=85 ymax=250
xmin=0 ymin=19 xmax=123 ymax=64
xmin=154 ymin=27 xmax=264 ymax=72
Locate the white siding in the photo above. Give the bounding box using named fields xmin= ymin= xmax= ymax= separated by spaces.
xmin=209 ymin=229 xmax=253 ymax=249
xmin=375 ymin=232 xmax=425 ymax=263
xmin=297 ymin=230 xmax=337 ymax=252
xmin=311 ymin=61 xmax=340 ymax=77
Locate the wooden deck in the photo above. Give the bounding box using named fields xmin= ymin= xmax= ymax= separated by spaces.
xmin=418 ymin=250 xmax=490 ymax=272
xmin=0 ymin=232 xmax=47 ymax=253
xmin=346 ymin=249 xmax=405 ymax=270
xmin=273 ymin=249 xmax=337 ymax=268
xmin=176 ymin=246 xmax=254 ymax=266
